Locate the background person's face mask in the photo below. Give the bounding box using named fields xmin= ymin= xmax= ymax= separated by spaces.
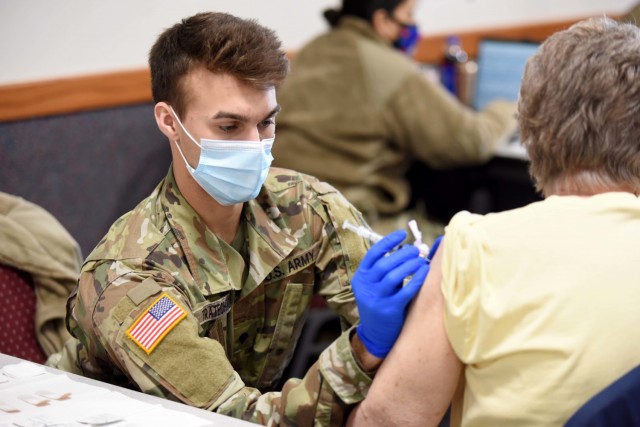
xmin=170 ymin=106 xmax=274 ymax=206
xmin=393 ymin=21 xmax=420 ymax=54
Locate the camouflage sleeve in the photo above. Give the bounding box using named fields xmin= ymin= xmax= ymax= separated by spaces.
xmin=70 ymin=267 xmax=245 ymax=408
xmin=231 ymin=179 xmax=374 ymax=425
xmin=219 ymin=327 xmax=373 ymax=426
xmin=70 ymin=259 xmax=373 ymax=426
xmin=307 ymin=180 xmax=372 ymax=324
xmin=275 ymin=179 xmax=376 ymax=416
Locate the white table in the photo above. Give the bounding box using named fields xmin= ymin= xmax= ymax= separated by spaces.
xmin=0 ymin=353 xmax=255 ymax=427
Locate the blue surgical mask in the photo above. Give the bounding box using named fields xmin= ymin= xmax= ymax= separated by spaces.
xmin=170 ymin=106 xmax=274 ymax=206
xmin=393 ymin=22 xmax=420 ymax=54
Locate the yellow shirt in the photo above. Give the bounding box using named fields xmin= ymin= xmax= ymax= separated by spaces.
xmin=442 ymin=192 xmax=640 ymax=426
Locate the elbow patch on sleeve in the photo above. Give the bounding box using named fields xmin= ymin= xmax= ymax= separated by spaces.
xmin=119 ymin=296 xmax=240 ymax=408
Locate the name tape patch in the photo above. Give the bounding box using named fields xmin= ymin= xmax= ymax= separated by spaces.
xmin=194 ymin=293 xmax=232 ymax=325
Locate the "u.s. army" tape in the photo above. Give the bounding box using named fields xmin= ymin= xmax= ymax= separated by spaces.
xmin=264 ymin=243 xmax=319 ymax=283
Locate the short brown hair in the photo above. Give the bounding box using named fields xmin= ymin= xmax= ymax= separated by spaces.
xmin=519 ymin=17 xmax=640 ymax=193
xmin=149 ymin=12 xmax=289 ymax=116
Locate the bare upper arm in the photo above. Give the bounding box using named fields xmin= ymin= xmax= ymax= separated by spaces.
xmin=347 ymin=242 xmax=463 ymax=427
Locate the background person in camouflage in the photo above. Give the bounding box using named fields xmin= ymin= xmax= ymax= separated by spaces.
xmin=50 ymin=12 xmax=429 ymax=426
xmin=272 ymin=0 xmax=517 ymax=240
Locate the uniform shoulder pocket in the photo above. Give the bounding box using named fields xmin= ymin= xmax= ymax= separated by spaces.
xmin=310 ymin=180 xmax=338 ymax=196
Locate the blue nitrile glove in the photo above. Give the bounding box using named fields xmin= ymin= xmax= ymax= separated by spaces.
xmin=426 ymin=235 xmax=443 ymax=263
xmin=352 ymin=230 xmax=431 ymax=358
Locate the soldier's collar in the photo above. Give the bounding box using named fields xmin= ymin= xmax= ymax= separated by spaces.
xmin=159 ymin=168 xmax=242 ymax=293
xmin=237 ymin=186 xmax=298 ymax=297
xmin=338 ymin=16 xmax=389 ymax=46
xmin=159 ymin=167 xmax=298 ymax=296
xmin=244 ymin=188 xmax=297 ymax=257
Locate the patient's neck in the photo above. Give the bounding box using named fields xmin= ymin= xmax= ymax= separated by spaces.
xmin=543 ymin=171 xmax=638 ymax=197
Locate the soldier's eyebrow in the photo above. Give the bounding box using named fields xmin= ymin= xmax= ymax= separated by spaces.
xmin=212 ymin=106 xmax=281 ymax=122
xmin=212 ymin=111 xmax=248 ymax=122
xmin=265 ymin=105 xmax=282 ymax=119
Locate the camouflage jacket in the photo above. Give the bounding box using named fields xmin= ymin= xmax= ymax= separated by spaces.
xmin=66 ymin=166 xmax=374 ymax=426
xmin=0 ymin=192 xmax=82 ymax=357
xmin=273 ymin=17 xmax=517 ymax=216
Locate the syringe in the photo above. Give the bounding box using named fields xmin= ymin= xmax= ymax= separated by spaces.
xmin=342 ymin=219 xmax=384 ymax=243
xmin=343 ymin=219 xmax=433 ymax=262
xmin=408 ymin=219 xmax=431 ymax=259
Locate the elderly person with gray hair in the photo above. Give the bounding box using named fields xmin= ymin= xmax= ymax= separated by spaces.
xmin=347 ymin=16 xmax=640 ymax=427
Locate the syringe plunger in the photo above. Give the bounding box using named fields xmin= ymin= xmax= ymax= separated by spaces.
xmin=342 ymin=219 xmax=384 ymax=243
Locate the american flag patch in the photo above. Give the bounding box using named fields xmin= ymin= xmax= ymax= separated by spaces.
xmin=126 ymin=293 xmax=187 ymax=354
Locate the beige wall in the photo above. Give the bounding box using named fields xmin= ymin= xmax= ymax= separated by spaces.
xmin=0 ymin=0 xmax=633 ymax=85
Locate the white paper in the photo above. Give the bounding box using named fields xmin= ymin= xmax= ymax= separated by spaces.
xmin=1 ymin=362 xmax=46 ymax=379
xmin=0 ymin=363 xmax=212 ymax=427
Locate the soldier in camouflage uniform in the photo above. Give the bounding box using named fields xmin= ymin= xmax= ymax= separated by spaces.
xmin=52 ymin=11 xmax=429 ymax=426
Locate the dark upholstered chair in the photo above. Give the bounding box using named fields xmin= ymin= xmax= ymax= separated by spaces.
xmin=0 ymin=263 xmax=47 ymax=363
xmin=565 ymin=365 xmax=640 ymax=427
xmin=0 ymin=104 xmax=170 ymax=256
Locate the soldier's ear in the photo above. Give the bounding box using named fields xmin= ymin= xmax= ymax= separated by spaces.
xmin=154 ymin=102 xmax=179 ymax=142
